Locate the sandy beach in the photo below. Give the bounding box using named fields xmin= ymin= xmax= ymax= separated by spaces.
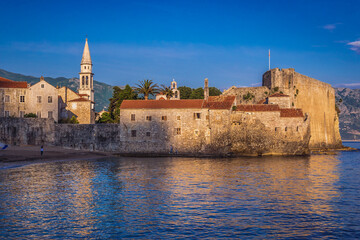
xmin=0 ymin=145 xmax=111 ymax=165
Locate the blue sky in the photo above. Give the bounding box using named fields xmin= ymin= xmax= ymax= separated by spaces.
xmin=0 ymin=0 xmax=359 ymax=89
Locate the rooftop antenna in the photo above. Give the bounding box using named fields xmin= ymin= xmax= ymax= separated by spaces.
xmin=268 ymin=49 xmax=271 ymax=70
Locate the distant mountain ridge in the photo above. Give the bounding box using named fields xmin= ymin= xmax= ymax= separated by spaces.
xmin=0 ymin=69 xmax=113 ymax=112
xmin=335 ymin=88 xmax=360 ymax=140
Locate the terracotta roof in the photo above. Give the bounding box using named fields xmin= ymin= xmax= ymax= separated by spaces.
xmin=236 ymin=104 xmax=281 ymax=112
xmin=68 ymin=97 xmax=93 ymax=103
xmin=120 ymin=99 xmax=204 ymax=109
xmin=0 ymin=77 xmax=27 ymax=88
xmin=280 ymin=108 xmax=304 ymax=118
xmin=78 ymin=93 xmax=89 ymax=97
xmin=204 ymin=96 xmax=235 ymax=109
xmin=269 ymin=93 xmax=289 ymax=97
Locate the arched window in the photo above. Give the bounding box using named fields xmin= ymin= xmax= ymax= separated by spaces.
xmin=86 ymin=76 xmax=89 ymax=86
xmin=173 ymin=83 xmax=175 ymax=88
xmin=175 ymin=91 xmax=178 ymax=98
xmin=82 ymin=76 xmax=84 ymax=86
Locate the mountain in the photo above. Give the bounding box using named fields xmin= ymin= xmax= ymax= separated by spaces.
xmin=335 ymin=88 xmax=360 ymax=140
xmin=0 ymin=69 xmax=113 ymax=112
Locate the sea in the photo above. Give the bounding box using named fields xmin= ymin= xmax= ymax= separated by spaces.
xmin=0 ymin=142 xmax=359 ymax=239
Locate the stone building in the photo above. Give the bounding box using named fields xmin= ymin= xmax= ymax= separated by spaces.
xmin=119 ymin=79 xmax=310 ymax=156
xmin=27 ymin=76 xmax=59 ymax=121
xmin=223 ymin=68 xmax=342 ymax=149
xmin=0 ymin=38 xmax=95 ymax=124
xmin=0 ymin=77 xmax=28 ymax=118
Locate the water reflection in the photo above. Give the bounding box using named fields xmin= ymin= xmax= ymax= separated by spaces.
xmin=0 ymin=153 xmax=356 ymax=239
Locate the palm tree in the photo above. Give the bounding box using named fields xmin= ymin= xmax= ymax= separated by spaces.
xmin=160 ymin=85 xmax=174 ymax=100
xmin=133 ymin=79 xmax=159 ymax=100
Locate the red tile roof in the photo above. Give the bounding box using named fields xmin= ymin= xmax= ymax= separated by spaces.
xmin=257 ymin=98 xmax=267 ymax=104
xmin=204 ymin=96 xmax=235 ymax=109
xmin=68 ymin=97 xmax=93 ymax=103
xmin=236 ymin=104 xmax=281 ymax=112
xmin=280 ymin=108 xmax=304 ymax=118
xmin=120 ymin=99 xmax=204 ymax=109
xmin=0 ymin=77 xmax=27 ymax=88
xmin=269 ymin=93 xmax=289 ymax=97
xmin=78 ymin=93 xmax=89 ymax=97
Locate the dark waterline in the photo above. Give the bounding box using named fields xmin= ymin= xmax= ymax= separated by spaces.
xmin=0 ymin=143 xmax=359 ymax=239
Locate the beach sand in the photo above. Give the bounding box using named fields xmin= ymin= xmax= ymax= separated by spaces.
xmin=0 ymin=145 xmax=111 ymax=164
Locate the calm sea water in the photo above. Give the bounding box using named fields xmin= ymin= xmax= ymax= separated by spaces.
xmin=0 ymin=143 xmax=359 ymax=239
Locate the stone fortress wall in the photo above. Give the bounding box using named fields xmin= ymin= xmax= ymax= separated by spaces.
xmin=262 ymin=68 xmax=342 ymax=148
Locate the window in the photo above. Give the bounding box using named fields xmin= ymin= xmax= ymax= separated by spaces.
xmin=20 ymin=96 xmax=25 ymax=103
xmin=48 ymin=111 xmax=53 ymax=119
xmin=20 ymin=111 xmax=25 ymax=118
xmin=146 ymin=116 xmax=152 ymax=121
xmin=175 ymin=91 xmax=178 ymax=98
xmin=275 ymin=127 xmax=279 ymax=132
xmin=82 ymin=76 xmax=85 ymax=86
xmin=86 ymin=76 xmax=89 ymax=86
xmin=175 ymin=128 xmax=181 ymax=135
xmin=285 ymin=127 xmax=288 ymax=132
xmin=48 ymin=96 xmax=52 ymax=103
xmin=41 ymin=84 xmax=44 ymax=88
xmin=296 ymin=126 xmax=299 ymax=132
xmin=194 ymin=113 xmax=201 ymax=119
xmin=173 ymin=83 xmax=175 ymax=88
xmin=177 ymin=116 xmax=181 ymax=120
xmin=5 ymin=95 xmax=10 ymax=103
xmin=37 ymin=112 xmax=41 ymax=118
xmin=131 ymin=114 xmax=136 ymax=121
xmin=37 ymin=96 xmax=42 ymax=103
xmin=162 ymin=116 xmax=167 ymax=121
xmin=131 ymin=130 xmax=137 ymax=137
xmin=4 ymin=111 xmax=9 ymax=117
xmin=146 ymin=132 xmax=151 ymax=137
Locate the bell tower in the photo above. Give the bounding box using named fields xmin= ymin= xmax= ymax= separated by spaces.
xmin=79 ymin=38 xmax=94 ymax=104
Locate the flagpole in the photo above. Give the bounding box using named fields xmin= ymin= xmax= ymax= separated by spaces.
xmin=269 ymin=49 xmax=270 ymax=70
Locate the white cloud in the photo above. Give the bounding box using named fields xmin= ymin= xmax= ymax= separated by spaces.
xmin=348 ymin=41 xmax=360 ymax=54
xmin=334 ymin=82 xmax=360 ymax=88
xmin=322 ymin=23 xmax=341 ymax=31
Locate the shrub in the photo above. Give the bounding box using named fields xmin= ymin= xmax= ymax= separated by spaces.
xmin=24 ymin=113 xmax=37 ymax=118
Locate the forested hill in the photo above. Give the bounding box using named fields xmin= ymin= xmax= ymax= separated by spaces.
xmin=0 ymin=69 xmax=113 ymax=112
xmin=335 ymin=88 xmax=360 ymax=140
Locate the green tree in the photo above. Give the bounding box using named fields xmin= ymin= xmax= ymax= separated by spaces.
xmin=178 ymin=86 xmax=192 ymax=99
xmin=70 ymin=116 xmax=79 ymax=124
xmin=109 ymin=85 xmax=137 ymax=122
xmin=189 ymin=87 xmax=204 ymax=99
xmin=160 ymin=85 xmax=174 ymax=99
xmin=97 ymin=112 xmax=113 ymax=123
xmin=209 ymin=87 xmax=222 ymax=96
xmin=133 ymin=79 xmax=159 ymax=100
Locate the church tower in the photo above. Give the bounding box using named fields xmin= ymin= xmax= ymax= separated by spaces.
xmin=79 ymin=38 xmax=94 ymax=105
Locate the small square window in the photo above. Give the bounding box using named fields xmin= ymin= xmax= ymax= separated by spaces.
xmin=177 ymin=116 xmax=181 ymax=120
xmin=146 ymin=116 xmax=152 ymax=121
xmin=37 ymin=96 xmax=42 ymax=103
xmin=41 ymin=84 xmax=44 ymax=88
xmin=5 ymin=95 xmax=10 ymax=103
xmin=162 ymin=116 xmax=167 ymax=121
xmin=131 ymin=114 xmax=136 ymax=121
xmin=194 ymin=113 xmax=201 ymax=119
xmin=175 ymin=128 xmax=181 ymax=135
xmin=48 ymin=96 xmax=52 ymax=103
xmin=146 ymin=132 xmax=151 ymax=137
xmin=131 ymin=130 xmax=136 ymax=137
xmin=20 ymin=96 xmax=25 ymax=103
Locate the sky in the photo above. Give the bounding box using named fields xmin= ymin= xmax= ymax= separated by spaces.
xmin=0 ymin=0 xmax=359 ymax=89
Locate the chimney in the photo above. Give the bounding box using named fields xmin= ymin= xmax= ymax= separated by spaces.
xmin=204 ymin=78 xmax=209 ymax=101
